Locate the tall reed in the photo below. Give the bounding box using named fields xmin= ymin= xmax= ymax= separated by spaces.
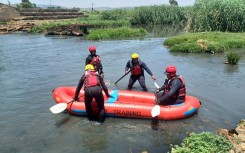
xmin=189 ymin=0 xmax=245 ymax=32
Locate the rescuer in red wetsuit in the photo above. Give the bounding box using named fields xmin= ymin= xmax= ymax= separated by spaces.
xmin=155 ymin=65 xmax=186 ymax=105
xmin=73 ymin=64 xmax=112 ymax=122
xmin=85 ymin=45 xmax=104 ymax=78
xmin=125 ymin=53 xmax=156 ymax=91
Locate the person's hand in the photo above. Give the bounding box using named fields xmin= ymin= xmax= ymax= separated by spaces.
xmin=107 ymin=94 xmax=114 ymax=98
xmin=152 ymin=75 xmax=156 ymax=80
xmin=154 ymin=99 xmax=159 ymax=105
xmin=73 ymin=97 xmax=78 ymax=101
xmin=101 ymin=73 xmax=104 ymax=79
xmin=155 ymin=89 xmax=160 ymax=94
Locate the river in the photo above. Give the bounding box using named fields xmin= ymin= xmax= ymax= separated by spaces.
xmin=0 ymin=31 xmax=244 ymax=153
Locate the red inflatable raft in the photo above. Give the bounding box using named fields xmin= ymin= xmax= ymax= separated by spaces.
xmin=52 ymin=86 xmax=201 ymax=120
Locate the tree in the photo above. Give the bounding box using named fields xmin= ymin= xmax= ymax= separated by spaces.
xmin=169 ymin=0 xmax=178 ymax=6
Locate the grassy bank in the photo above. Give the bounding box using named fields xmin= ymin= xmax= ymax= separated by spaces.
xmin=171 ymin=120 xmax=245 ymax=152
xmin=164 ymin=32 xmax=245 ymax=53
xmin=86 ymin=27 xmax=147 ymax=40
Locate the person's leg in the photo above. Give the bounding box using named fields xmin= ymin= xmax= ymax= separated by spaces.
xmin=92 ymin=86 xmax=105 ymax=122
xmin=84 ymin=88 xmax=94 ymax=120
xmin=138 ymin=75 xmax=148 ymax=91
xmin=128 ymin=75 xmax=137 ymax=90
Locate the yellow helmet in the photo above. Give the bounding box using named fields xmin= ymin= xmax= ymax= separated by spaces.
xmin=84 ymin=64 xmax=94 ymax=71
xmin=131 ymin=53 xmax=139 ymax=59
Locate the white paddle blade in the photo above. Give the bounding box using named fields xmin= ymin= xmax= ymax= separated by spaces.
xmin=154 ymin=82 xmax=160 ymax=89
xmin=50 ymin=103 xmax=68 ymax=114
xmin=151 ymin=105 xmax=160 ymax=117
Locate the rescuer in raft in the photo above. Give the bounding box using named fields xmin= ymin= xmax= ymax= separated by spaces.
xmin=125 ymin=53 xmax=156 ymax=91
xmin=85 ymin=45 xmax=104 ymax=78
xmin=155 ymin=65 xmax=186 ymax=105
xmin=73 ymin=64 xmax=112 ymax=122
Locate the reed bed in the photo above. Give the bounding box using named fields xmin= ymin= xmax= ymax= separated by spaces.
xmin=189 ymin=0 xmax=245 ymax=32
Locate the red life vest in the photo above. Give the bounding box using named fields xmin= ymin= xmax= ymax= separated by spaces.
xmin=164 ymin=75 xmax=186 ymax=100
xmin=90 ymin=55 xmax=101 ymax=69
xmin=83 ymin=70 xmax=100 ymax=88
xmin=130 ymin=60 xmax=142 ymax=75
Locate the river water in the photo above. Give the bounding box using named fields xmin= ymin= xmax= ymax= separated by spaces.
xmin=0 ymin=31 xmax=244 ymax=153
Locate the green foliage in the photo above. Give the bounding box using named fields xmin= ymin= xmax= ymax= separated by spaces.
xmin=129 ymin=5 xmax=189 ymax=25
xmin=86 ymin=27 xmax=147 ymax=40
xmin=171 ymin=132 xmax=232 ymax=153
xmin=16 ymin=2 xmax=36 ymax=8
xmin=100 ymin=9 xmax=130 ymax=20
xmin=227 ymin=52 xmax=241 ymax=65
xmin=164 ymin=32 xmax=245 ymax=53
xmin=189 ymin=0 xmax=245 ymax=32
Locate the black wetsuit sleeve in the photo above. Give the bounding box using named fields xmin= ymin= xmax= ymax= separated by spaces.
xmin=158 ymin=79 xmax=182 ymax=103
xmin=141 ymin=62 xmax=153 ymax=76
xmin=85 ymin=55 xmax=92 ymax=65
xmin=74 ymin=74 xmax=84 ymax=100
xmin=125 ymin=60 xmax=130 ymax=72
xmin=100 ymin=77 xmax=110 ymax=96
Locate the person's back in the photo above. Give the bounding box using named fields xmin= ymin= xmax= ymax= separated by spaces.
xmin=74 ymin=64 xmax=111 ymax=122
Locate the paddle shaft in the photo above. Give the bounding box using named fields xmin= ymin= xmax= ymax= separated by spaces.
xmin=114 ymin=70 xmax=130 ymax=84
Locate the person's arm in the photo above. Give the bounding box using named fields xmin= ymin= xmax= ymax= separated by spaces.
xmin=125 ymin=60 xmax=130 ymax=74
xmin=98 ymin=55 xmax=104 ymax=75
xmin=85 ymin=56 xmax=92 ymax=65
xmin=141 ymin=62 xmax=156 ymax=80
xmin=157 ymin=79 xmax=182 ymax=104
xmin=74 ymin=75 xmax=84 ymax=100
xmin=100 ymin=77 xmax=111 ymax=97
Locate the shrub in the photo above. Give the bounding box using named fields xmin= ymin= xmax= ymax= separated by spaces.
xmin=227 ymin=52 xmax=241 ymax=65
xmin=171 ymin=132 xmax=232 ymax=153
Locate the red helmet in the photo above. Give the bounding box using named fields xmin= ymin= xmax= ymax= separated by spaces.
xmin=89 ymin=45 xmax=96 ymax=52
xmin=165 ymin=65 xmax=177 ymax=75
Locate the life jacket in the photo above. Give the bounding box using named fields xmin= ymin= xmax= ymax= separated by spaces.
xmin=90 ymin=55 xmax=101 ymax=70
xmin=129 ymin=60 xmax=142 ymax=75
xmin=164 ymin=75 xmax=186 ymax=100
xmin=83 ymin=70 xmax=100 ymax=88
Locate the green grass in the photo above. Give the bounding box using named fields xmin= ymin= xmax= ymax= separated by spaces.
xmin=171 ymin=132 xmax=232 ymax=153
xmin=164 ymin=32 xmax=245 ymax=53
xmin=86 ymin=27 xmax=147 ymax=40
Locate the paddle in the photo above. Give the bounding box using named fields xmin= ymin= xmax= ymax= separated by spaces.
xmin=114 ymin=70 xmax=130 ymax=85
xmin=151 ymin=81 xmax=161 ymax=117
xmin=153 ymin=81 xmax=160 ymax=89
xmin=151 ymin=105 xmax=160 ymax=117
xmin=50 ymin=95 xmax=84 ymax=114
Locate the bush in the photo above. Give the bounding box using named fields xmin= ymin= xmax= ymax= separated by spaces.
xmin=171 ymin=132 xmax=232 ymax=153
xmin=227 ymin=52 xmax=241 ymax=65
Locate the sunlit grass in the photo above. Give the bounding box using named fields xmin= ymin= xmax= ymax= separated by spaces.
xmin=164 ymin=32 xmax=245 ymax=53
xmin=86 ymin=27 xmax=147 ymax=40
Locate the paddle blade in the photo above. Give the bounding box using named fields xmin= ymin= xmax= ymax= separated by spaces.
xmin=154 ymin=81 xmax=160 ymax=89
xmin=151 ymin=105 xmax=160 ymax=117
xmin=50 ymin=103 xmax=68 ymax=114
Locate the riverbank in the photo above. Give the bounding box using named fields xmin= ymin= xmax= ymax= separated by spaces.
xmin=171 ymin=119 xmax=245 ymax=152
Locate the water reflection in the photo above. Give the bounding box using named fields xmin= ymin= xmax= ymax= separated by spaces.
xmin=224 ymin=64 xmax=239 ymax=74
